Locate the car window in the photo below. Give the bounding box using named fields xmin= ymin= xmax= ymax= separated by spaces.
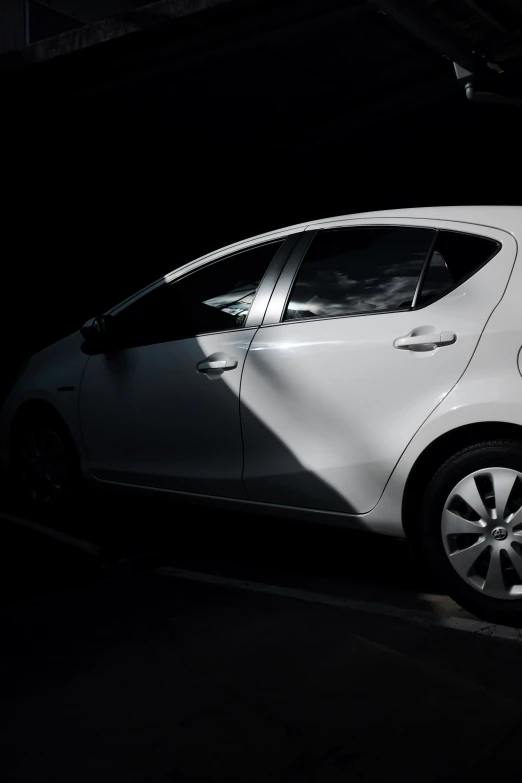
xmin=113 ymin=240 xmax=283 ymax=345
xmin=416 ymin=231 xmax=501 ymax=307
xmin=283 ymin=227 xmax=435 ymax=322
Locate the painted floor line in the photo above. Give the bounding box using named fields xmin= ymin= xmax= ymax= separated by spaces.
xmin=158 ymin=567 xmax=522 ymax=643
xmin=1 ymin=511 xmax=101 ymax=556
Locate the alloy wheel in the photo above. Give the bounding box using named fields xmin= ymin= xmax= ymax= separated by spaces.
xmin=442 ymin=467 xmax=522 ymax=600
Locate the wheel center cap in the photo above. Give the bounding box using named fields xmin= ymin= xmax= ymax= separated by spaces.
xmin=492 ymin=527 xmax=508 ymax=541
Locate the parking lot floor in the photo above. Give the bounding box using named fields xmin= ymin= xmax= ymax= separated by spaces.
xmin=3 ymin=562 xmax=522 ymax=783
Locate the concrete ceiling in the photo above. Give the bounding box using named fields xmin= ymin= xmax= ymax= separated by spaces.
xmin=26 ymin=0 xmax=522 ymax=76
xmin=30 ymin=0 xmax=151 ymax=26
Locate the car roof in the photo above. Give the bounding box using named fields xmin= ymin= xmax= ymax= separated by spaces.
xmin=161 ymin=205 xmax=520 ymax=281
xmin=307 ymin=205 xmax=522 ymax=233
xmin=250 ymin=205 xmax=522 ymax=245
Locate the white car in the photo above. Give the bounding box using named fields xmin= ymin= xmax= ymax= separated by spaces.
xmin=2 ymin=206 xmax=522 ymax=623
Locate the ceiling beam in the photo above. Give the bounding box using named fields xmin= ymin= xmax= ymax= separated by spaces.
xmin=29 ymin=0 xmax=107 ymax=26
xmin=365 ymin=0 xmax=497 ymax=78
xmin=29 ymin=0 xmax=239 ymax=26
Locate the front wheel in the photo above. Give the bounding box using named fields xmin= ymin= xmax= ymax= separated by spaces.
xmin=10 ymin=410 xmax=80 ymax=512
xmin=419 ymin=440 xmax=522 ymax=626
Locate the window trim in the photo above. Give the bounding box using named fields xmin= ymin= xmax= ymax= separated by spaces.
xmin=262 ymin=230 xmax=317 ymax=325
xmin=244 ymin=234 xmax=304 ymax=328
xmin=411 ymin=229 xmax=439 ymax=309
xmin=262 ymin=225 xmax=502 ymax=328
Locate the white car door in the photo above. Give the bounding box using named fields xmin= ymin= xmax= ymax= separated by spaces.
xmin=78 ymin=238 xmax=291 ymax=498
xmin=240 ymin=219 xmax=517 ymax=514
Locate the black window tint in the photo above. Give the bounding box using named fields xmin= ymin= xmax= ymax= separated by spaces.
xmin=113 ymin=240 xmax=282 ymax=345
xmin=417 ymin=231 xmax=500 ymax=307
xmin=284 ymin=227 xmax=434 ymax=321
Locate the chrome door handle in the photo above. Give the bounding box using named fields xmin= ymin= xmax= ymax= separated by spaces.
xmin=197 ymin=358 xmax=238 ymax=373
xmin=394 ymin=331 xmax=456 ymax=350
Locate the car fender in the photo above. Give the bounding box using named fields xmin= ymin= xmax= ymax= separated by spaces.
xmin=0 ymin=332 xmax=92 ymax=478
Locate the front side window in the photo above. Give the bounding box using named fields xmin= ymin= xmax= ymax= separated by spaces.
xmin=113 ymin=240 xmax=283 ymax=345
xmin=417 ymin=231 xmax=501 ymax=307
xmin=284 ymin=227 xmax=434 ymax=322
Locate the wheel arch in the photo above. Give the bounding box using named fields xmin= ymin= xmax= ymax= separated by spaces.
xmin=402 ymin=421 xmax=522 ymax=542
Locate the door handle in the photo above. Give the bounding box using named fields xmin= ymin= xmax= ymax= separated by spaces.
xmin=394 ymin=331 xmax=456 ymax=350
xmin=197 ymin=358 xmax=238 ymax=373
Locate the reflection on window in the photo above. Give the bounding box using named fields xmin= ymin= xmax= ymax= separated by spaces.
xmin=203 ymin=281 xmax=260 ymax=327
xmin=284 ymin=227 xmax=434 ymax=321
xmin=417 ymin=231 xmax=500 ymax=306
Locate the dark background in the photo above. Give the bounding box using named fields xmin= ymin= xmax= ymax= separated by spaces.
xmin=2 ymin=9 xmax=522 ymax=777
xmin=2 ymin=0 xmax=522 ymax=393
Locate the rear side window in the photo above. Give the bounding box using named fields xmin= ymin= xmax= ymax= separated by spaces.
xmin=417 ymin=231 xmax=500 ymax=307
xmin=283 ymin=227 xmax=434 ymax=321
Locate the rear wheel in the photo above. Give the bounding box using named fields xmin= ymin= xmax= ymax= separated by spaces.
xmin=10 ymin=410 xmax=80 ymax=511
xmin=419 ymin=440 xmax=522 ymax=625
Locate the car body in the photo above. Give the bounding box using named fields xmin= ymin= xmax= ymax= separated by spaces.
xmin=2 ymin=206 xmax=522 ymax=619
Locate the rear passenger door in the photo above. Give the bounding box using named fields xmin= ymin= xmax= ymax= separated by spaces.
xmin=240 ymin=220 xmax=517 ymax=514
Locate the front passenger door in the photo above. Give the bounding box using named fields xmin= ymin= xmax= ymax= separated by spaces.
xmin=78 ymin=240 xmax=284 ymax=498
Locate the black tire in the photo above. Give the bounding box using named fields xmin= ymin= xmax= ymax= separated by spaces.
xmin=419 ymin=440 xmax=522 ymax=626
xmin=9 ymin=408 xmax=81 ymax=515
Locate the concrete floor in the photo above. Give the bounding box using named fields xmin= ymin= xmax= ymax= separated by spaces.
xmin=3 ymin=564 xmax=522 ymax=783
xmin=3 ymin=504 xmax=522 ymax=782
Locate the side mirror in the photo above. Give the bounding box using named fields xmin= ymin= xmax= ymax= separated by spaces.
xmin=80 ymin=315 xmax=111 ymax=346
